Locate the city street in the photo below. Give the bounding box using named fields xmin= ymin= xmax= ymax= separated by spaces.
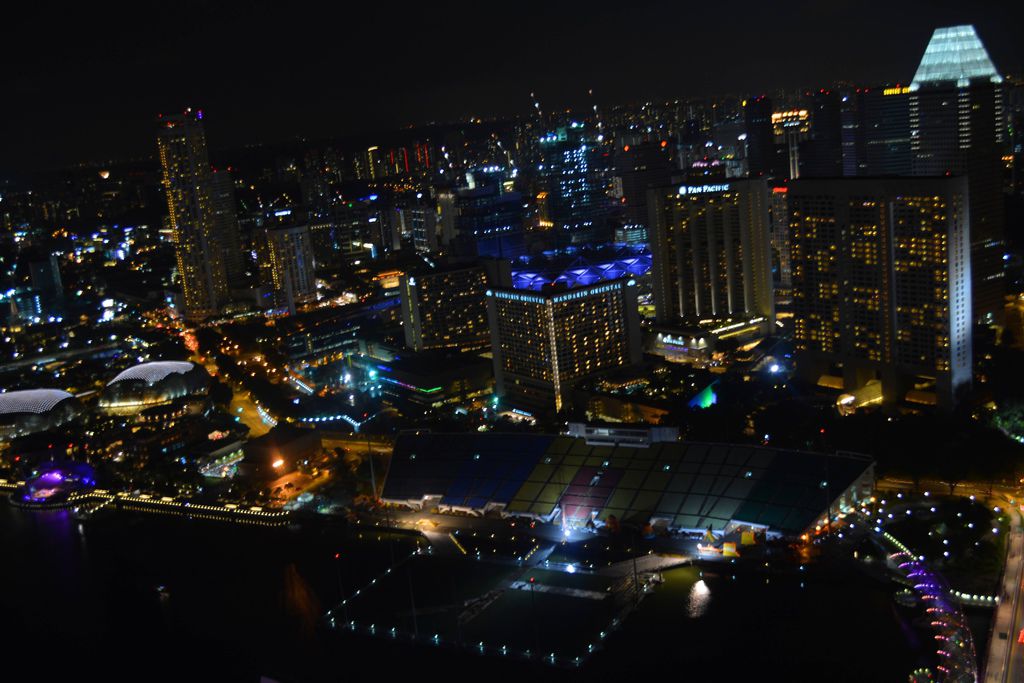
xmin=985 ymin=502 xmax=1024 ymax=682
xmin=229 ymin=390 xmax=272 ymax=437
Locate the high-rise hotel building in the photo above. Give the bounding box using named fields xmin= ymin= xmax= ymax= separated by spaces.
xmin=909 ymin=25 xmax=1005 ymax=324
xmin=789 ymin=177 xmax=972 ymax=409
xmin=157 ymin=109 xmax=241 ymax=319
xmin=400 ymin=262 xmax=495 ymax=352
xmin=647 ymin=178 xmax=775 ymax=327
xmin=487 ymin=279 xmax=642 ymax=413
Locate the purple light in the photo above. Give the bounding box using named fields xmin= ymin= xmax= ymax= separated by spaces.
xmin=39 ymin=471 xmax=64 ymax=484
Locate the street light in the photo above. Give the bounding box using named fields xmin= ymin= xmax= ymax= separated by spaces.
xmin=334 ymin=552 xmax=349 ymax=624
xmin=528 ymin=576 xmax=540 ymax=657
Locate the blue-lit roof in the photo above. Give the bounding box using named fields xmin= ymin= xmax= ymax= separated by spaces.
xmin=511 ymin=243 xmax=651 ymax=291
xmin=911 ymin=25 xmax=1002 ymax=87
xmin=384 ymin=433 xmax=556 ymax=508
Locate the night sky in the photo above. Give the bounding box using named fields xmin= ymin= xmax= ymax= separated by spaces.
xmin=2 ymin=1 xmax=1022 ymax=176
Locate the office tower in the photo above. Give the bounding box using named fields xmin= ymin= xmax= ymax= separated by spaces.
xmin=437 ymin=185 xmax=525 ymax=258
xmin=859 ymin=86 xmax=912 ymax=176
xmin=772 ymin=109 xmax=811 ymax=179
xmin=769 ymin=185 xmax=792 ymax=293
xmin=537 ymin=122 xmax=610 ymax=245
xmin=799 ymin=89 xmax=844 ymax=178
xmin=392 ymin=200 xmax=438 ymax=254
xmin=255 ymin=223 xmax=316 ymax=315
xmin=487 ymin=279 xmax=642 ymax=413
xmin=400 ymin=263 xmax=493 ymax=352
xmin=611 ymin=140 xmax=676 ymax=242
xmin=909 ymin=25 xmax=1006 ymax=323
xmin=208 ymin=170 xmax=244 ymax=284
xmin=744 ymin=95 xmax=782 ymax=177
xmin=326 ymin=195 xmax=388 ymax=264
xmin=647 ymin=178 xmax=775 ymax=325
xmin=22 ymin=252 xmax=64 ymax=321
xmin=840 ymin=90 xmax=862 ymax=176
xmin=301 ymin=147 xmax=344 ymax=208
xmin=308 ymin=214 xmax=344 ymax=270
xmin=1009 ymin=78 xmax=1024 ymax=195
xmin=366 ymin=146 xmax=383 ymax=179
xmin=789 ymin=177 xmax=971 ymax=410
xmin=28 ymin=253 xmax=63 ymax=302
xmin=157 ymin=109 xmax=240 ymax=319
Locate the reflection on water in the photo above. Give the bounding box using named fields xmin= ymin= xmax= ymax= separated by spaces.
xmin=283 ymin=562 xmax=321 ymax=637
xmin=687 ymin=578 xmax=710 ymax=618
xmin=0 ymin=502 xmax=964 ymax=682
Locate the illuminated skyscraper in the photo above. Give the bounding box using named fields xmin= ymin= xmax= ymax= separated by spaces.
xmin=771 ymin=109 xmax=811 ymax=179
xmin=255 ymin=222 xmax=316 ymax=315
xmin=437 ymin=185 xmax=525 ymax=258
xmin=789 ymin=177 xmax=971 ymax=410
xmin=487 ymin=279 xmax=641 ymax=413
xmin=769 ymin=185 xmax=792 ymax=295
xmin=391 ymin=200 xmax=438 ymax=254
xmin=647 ymin=179 xmax=774 ymax=326
xmin=537 ymin=122 xmax=610 ymax=245
xmin=157 ymin=109 xmax=240 ymax=319
xmin=400 ymin=263 xmax=494 ymax=352
xmin=909 ymin=25 xmax=1006 ymax=323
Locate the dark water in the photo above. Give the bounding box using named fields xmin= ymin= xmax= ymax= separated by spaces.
xmin=0 ymin=502 xmax=947 ymax=682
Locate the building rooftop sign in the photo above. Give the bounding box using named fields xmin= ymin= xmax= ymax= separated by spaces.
xmin=678 ymin=183 xmax=730 ymax=196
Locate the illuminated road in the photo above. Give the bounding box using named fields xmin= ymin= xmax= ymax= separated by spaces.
xmin=229 ymin=389 xmax=272 ymax=437
xmin=195 ymin=353 xmax=272 ymax=437
xmin=985 ymin=503 xmax=1024 ymax=682
xmin=877 ymin=476 xmax=1019 ymax=501
xmin=320 ymin=434 xmax=391 ymax=456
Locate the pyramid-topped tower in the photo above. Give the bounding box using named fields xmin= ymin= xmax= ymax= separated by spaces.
xmin=911 ymin=24 xmax=1002 ymax=88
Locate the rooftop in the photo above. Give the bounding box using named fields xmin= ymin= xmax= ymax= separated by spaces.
xmin=383 ymin=433 xmax=874 ymax=535
xmin=107 ymin=361 xmax=196 ymax=386
xmin=511 ymin=243 xmax=651 ymax=292
xmin=911 ymin=25 xmax=1002 ymax=87
xmin=0 ymin=389 xmax=75 ymax=415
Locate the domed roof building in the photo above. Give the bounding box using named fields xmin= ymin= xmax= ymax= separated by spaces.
xmin=0 ymin=389 xmax=83 ymax=440
xmin=98 ymin=361 xmax=210 ymax=414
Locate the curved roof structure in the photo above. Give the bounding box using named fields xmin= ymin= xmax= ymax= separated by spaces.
xmin=107 ymin=361 xmax=196 ymax=386
xmin=512 ymin=244 xmax=652 ymax=292
xmin=0 ymin=389 xmax=75 ymax=415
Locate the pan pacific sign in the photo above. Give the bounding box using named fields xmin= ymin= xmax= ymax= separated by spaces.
xmin=678 ymin=183 xmax=730 ymax=196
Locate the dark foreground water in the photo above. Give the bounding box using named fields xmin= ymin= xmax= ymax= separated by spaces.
xmin=0 ymin=501 xmax=973 ymax=682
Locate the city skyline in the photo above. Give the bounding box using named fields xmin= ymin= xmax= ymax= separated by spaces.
xmin=2 ymin=1 xmax=1023 ymax=176
xmin=2 ymin=6 xmax=1024 ymax=681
